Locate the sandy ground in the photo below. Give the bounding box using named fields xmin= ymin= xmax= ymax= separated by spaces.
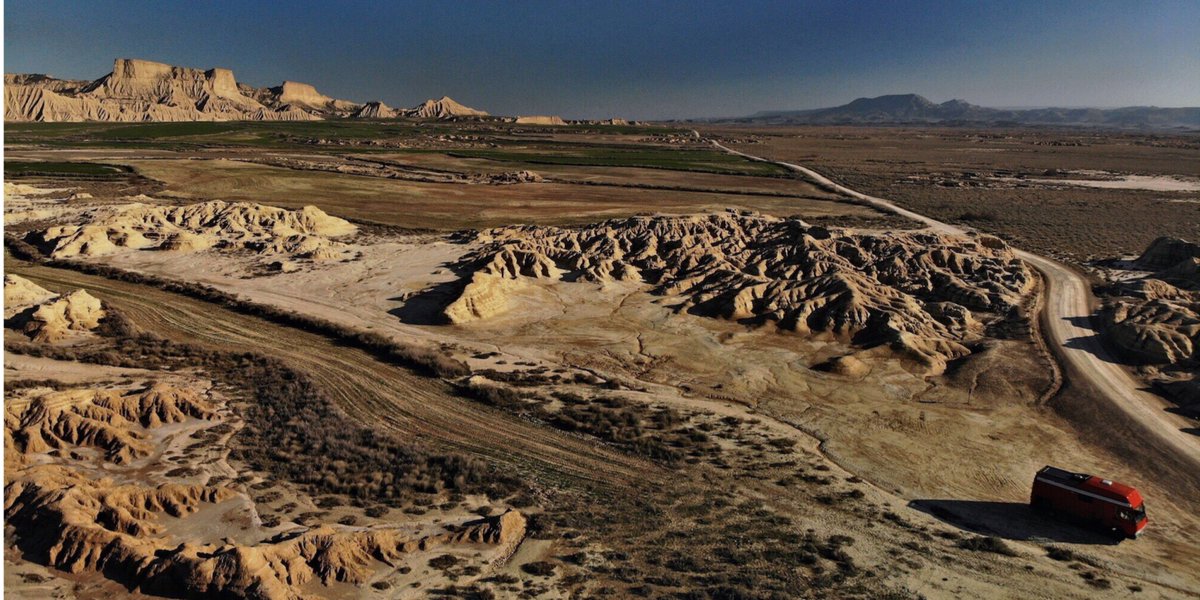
xmin=1002 ymin=174 xmax=1200 ymax=192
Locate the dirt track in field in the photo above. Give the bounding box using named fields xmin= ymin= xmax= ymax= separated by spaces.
xmin=11 ymin=260 xmax=662 ymax=494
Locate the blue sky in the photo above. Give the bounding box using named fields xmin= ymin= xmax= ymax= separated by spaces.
xmin=5 ymin=0 xmax=1199 ymax=119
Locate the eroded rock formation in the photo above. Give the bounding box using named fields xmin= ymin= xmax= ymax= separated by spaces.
xmin=352 ymin=96 xmax=489 ymax=120
xmin=439 ymin=211 xmax=1033 ymax=373
xmin=5 ymin=376 xmax=528 ymax=599
xmin=409 ymin=96 xmax=489 ymax=119
xmin=1101 ymin=237 xmax=1200 ymax=411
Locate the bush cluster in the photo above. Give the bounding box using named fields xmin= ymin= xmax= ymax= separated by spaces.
xmin=6 ymin=325 xmax=520 ymax=506
xmin=457 ymin=379 xmax=719 ymax=465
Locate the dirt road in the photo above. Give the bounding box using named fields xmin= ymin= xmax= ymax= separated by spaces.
xmin=714 ymin=141 xmax=1200 ymax=471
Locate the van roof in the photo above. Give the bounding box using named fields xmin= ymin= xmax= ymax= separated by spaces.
xmin=1036 ymin=465 xmax=1143 ymax=507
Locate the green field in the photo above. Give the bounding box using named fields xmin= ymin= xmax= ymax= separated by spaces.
xmin=5 ymin=120 xmax=781 ymax=176
xmin=448 ymin=147 xmax=789 ymax=176
xmin=5 ymin=120 xmax=684 ymax=146
xmin=4 ymin=161 xmax=132 ymax=178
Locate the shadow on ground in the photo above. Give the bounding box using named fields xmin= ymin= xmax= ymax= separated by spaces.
xmin=1064 ymin=315 xmax=1097 ymax=330
xmin=909 ymin=499 xmax=1121 ymax=545
xmin=1062 ymin=333 xmax=1126 ymax=365
xmin=388 ymin=279 xmax=467 ymax=326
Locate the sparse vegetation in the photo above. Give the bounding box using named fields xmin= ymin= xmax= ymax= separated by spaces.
xmin=5 ymin=317 xmax=520 ymax=506
xmin=457 ymin=379 xmax=720 ymax=464
xmin=520 ymin=561 xmax=557 ymax=577
xmin=957 ymin=536 xmax=1017 ymax=557
xmin=5 ymin=161 xmax=131 ymax=178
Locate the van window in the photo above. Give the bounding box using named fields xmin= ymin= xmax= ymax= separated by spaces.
xmin=1076 ymin=493 xmax=1092 ymax=503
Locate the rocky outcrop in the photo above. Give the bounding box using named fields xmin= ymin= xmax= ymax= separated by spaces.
xmin=6 ymin=460 xmax=524 ymax=600
xmin=444 ymin=272 xmax=529 ymax=323
xmin=5 ymin=73 xmax=89 ymax=94
xmin=439 ymin=211 xmax=1033 ymax=373
xmin=4 ymin=274 xmax=57 ymax=317
xmin=487 ymin=170 xmax=544 ymax=184
xmin=514 ymin=115 xmax=566 ymax=126
xmin=35 ymin=200 xmax=357 ymax=261
xmin=352 ymin=100 xmax=400 ymax=119
xmin=248 ymin=80 xmax=362 ymax=117
xmin=1102 ymin=238 xmax=1200 ymax=365
xmin=1135 ymin=237 xmax=1200 ymax=271
xmin=8 ymin=384 xmax=216 ymax=464
xmin=25 ymin=290 xmax=106 ymax=342
xmin=1104 ymin=300 xmax=1198 ymax=364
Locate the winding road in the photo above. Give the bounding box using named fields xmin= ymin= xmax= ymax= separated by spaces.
xmin=714 ymin=141 xmax=1200 ymax=471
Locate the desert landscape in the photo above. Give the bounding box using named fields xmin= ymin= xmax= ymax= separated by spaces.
xmin=4 ymin=3 xmax=1200 ymax=598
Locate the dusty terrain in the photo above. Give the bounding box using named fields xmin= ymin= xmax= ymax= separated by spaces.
xmin=5 ymin=121 xmax=1200 ymax=599
xmin=717 ymin=126 xmax=1200 ymax=264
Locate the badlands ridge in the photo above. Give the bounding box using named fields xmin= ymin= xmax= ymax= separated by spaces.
xmin=31 ymin=200 xmax=358 ymax=263
xmin=443 ymin=211 xmax=1034 ymax=374
xmin=4 ymin=374 xmax=526 ymax=600
xmin=4 ymin=58 xmax=489 ymax=122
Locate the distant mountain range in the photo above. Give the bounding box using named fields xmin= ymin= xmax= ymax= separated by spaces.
xmin=717 ymin=94 xmax=1200 ymax=130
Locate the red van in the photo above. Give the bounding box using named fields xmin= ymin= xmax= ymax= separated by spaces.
xmin=1031 ymin=466 xmax=1147 ymax=539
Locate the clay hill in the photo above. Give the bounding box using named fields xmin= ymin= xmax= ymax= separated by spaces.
xmin=4 ymin=274 xmax=105 ymax=342
xmin=351 ymin=95 xmax=489 ymax=120
xmin=727 ymin=94 xmax=1200 ymax=130
xmin=30 ymin=200 xmax=358 ymax=262
xmin=1100 ymin=237 xmax=1200 ymax=410
xmin=440 ymin=211 xmax=1033 ymax=374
